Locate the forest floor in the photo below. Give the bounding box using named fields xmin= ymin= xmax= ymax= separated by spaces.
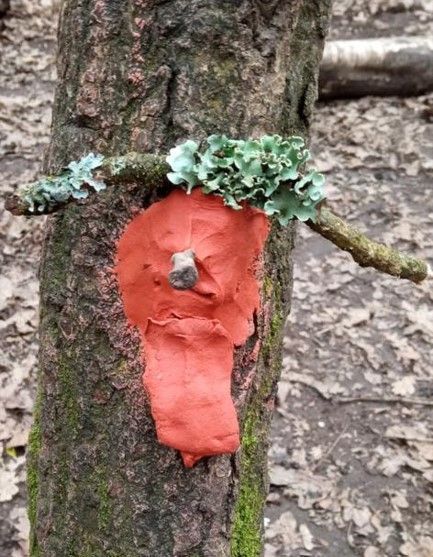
xmin=0 ymin=1 xmax=432 ymax=556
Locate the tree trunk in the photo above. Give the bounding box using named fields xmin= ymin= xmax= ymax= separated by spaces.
xmin=319 ymin=37 xmax=433 ymax=99
xmin=28 ymin=1 xmax=331 ymax=556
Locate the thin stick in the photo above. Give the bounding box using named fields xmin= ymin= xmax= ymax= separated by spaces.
xmin=286 ymin=378 xmax=433 ymax=407
xmin=335 ymin=396 xmax=433 ymax=407
xmin=312 ymin=424 xmax=349 ymax=471
xmin=308 ymin=205 xmax=431 ymax=284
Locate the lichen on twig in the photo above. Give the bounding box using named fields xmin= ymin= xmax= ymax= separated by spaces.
xmin=4 ymin=152 xmax=169 ymax=216
xmin=165 ymin=134 xmax=326 ymax=224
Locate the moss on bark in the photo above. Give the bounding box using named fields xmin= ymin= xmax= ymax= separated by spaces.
xmin=231 ymin=224 xmax=294 ymax=556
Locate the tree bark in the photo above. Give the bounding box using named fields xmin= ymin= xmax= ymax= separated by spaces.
xmin=28 ymin=1 xmax=332 ymax=556
xmin=319 ymin=37 xmax=433 ymax=99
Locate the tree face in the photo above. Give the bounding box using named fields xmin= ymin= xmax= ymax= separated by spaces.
xmin=30 ymin=1 xmax=332 ymax=554
xmin=115 ymin=188 xmax=269 ymax=466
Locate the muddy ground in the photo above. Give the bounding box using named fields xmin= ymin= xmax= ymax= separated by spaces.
xmin=0 ymin=1 xmax=432 ymax=556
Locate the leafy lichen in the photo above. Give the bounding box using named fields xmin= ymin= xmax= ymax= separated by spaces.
xmin=21 ymin=153 xmax=105 ymax=213
xmin=166 ymin=135 xmax=326 ymax=224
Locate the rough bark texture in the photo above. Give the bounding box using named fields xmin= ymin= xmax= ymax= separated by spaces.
xmin=29 ymin=1 xmax=332 ymax=556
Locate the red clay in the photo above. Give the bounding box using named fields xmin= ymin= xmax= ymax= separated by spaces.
xmin=116 ymin=188 xmax=269 ymax=466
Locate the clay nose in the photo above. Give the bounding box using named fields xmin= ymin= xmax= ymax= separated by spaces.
xmin=168 ymin=249 xmax=199 ymax=290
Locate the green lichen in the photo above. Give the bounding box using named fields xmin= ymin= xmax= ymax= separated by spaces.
xmin=27 ymin=425 xmax=41 ymax=524
xmin=53 ymin=450 xmax=70 ymax=509
xmin=262 ymin=275 xmax=274 ymax=298
xmin=109 ymin=156 xmax=128 ymax=175
xmin=39 ymin=206 xmax=79 ymax=303
xmin=21 ymin=153 xmax=105 ymax=213
xmin=262 ymin=281 xmax=284 ymax=366
xmin=166 ymin=135 xmax=326 ymax=223
xmin=309 ymin=206 xmax=430 ymax=284
xmin=95 ymin=469 xmax=112 ymax=531
xmin=106 ymin=153 xmax=170 ymax=191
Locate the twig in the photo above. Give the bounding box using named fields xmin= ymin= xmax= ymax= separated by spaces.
xmin=334 ymin=396 xmax=433 ymax=407
xmin=308 ymin=205 xmax=430 ymax=284
xmin=4 ymin=154 xmax=430 ymax=284
xmin=386 ymin=435 xmax=433 ymax=444
xmin=287 ymin=378 xmax=433 ymax=407
xmin=312 ymin=424 xmax=349 ymax=472
xmin=284 ymin=372 xmax=332 ymax=401
xmin=168 ymin=249 xmax=198 ymax=290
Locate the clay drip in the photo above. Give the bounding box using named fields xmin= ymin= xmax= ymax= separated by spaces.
xmin=143 ymin=318 xmax=239 ymax=467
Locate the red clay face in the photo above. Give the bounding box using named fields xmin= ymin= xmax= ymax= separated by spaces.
xmin=115 ymin=188 xmax=269 ymax=466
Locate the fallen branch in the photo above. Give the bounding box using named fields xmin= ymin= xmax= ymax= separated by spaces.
xmin=284 ymin=371 xmax=331 ymax=401
xmin=4 ymin=153 xmax=430 ymax=284
xmin=320 ymin=37 xmax=433 ymax=99
xmin=308 ymin=205 xmax=430 ymax=284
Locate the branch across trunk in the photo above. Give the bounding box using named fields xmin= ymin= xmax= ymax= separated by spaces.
xmin=319 ymin=37 xmax=433 ymax=99
xmin=6 ymin=157 xmax=429 ymax=285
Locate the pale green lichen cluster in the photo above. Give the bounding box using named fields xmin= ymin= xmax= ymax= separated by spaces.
xmin=166 ymin=134 xmax=326 ymax=223
xmin=21 ymin=153 xmax=106 ymax=212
